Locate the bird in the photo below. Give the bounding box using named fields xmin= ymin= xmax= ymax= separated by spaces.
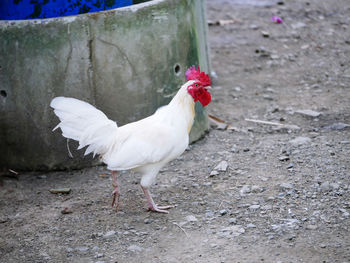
xmin=50 ymin=66 xmax=211 ymax=213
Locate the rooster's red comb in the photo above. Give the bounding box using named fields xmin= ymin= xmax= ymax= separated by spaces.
xmin=185 ymin=66 xmax=211 ymax=87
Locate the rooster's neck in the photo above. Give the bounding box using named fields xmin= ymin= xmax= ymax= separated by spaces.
xmin=168 ymin=81 xmax=196 ymax=134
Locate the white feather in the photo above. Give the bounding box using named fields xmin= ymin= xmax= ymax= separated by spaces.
xmin=50 ymin=97 xmax=118 ymax=157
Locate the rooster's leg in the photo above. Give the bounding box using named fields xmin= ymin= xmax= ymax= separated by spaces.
xmin=111 ymin=171 xmax=120 ymax=211
xmin=141 ymin=186 xmax=174 ymax=213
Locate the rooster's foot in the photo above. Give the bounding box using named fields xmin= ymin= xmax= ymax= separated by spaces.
xmin=148 ymin=204 xmax=174 ymax=214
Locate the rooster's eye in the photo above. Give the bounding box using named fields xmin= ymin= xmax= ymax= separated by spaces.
xmin=195 ymin=84 xmax=198 ymax=87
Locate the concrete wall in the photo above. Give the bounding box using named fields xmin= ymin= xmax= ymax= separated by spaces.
xmin=0 ymin=0 xmax=211 ymax=170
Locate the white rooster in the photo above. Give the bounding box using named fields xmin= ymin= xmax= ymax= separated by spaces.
xmin=50 ymin=66 xmax=211 ymax=213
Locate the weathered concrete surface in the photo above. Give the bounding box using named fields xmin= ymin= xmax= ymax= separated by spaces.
xmin=0 ymin=0 xmax=210 ymax=170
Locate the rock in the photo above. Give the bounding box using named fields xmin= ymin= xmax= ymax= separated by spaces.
xmin=280 ymin=183 xmax=294 ymax=190
xmin=261 ymin=31 xmax=270 ymax=37
xmin=229 ymin=218 xmax=237 ymax=224
xmin=214 ymin=161 xmax=228 ymax=172
xmin=296 ymin=109 xmax=321 ymax=117
xmin=240 ymin=185 xmax=251 ymax=195
xmin=219 ymin=209 xmax=228 ymax=216
xmin=103 ymin=230 xmax=116 ymax=239
xmin=287 ymin=163 xmax=294 ymax=169
xmin=249 ymin=205 xmax=260 ymax=210
xmin=289 ymin=136 xmax=312 ymax=146
xmin=246 ymin=223 xmax=256 ymax=228
xmin=210 ymin=170 xmax=220 ymax=177
xmin=61 ymin=207 xmax=73 ymax=214
xmin=251 ymin=185 xmax=263 ymax=193
xmin=279 ymin=156 xmax=290 ymax=161
xmin=291 ymin=22 xmax=306 ymax=29
xmin=96 ymin=253 xmax=104 ymax=258
xmin=221 ymin=225 xmax=245 ymax=237
xmin=320 ymin=181 xmax=330 ymax=192
xmin=330 ymin=183 xmax=339 ymax=190
xmin=306 ymin=224 xmax=318 ymax=230
xmin=144 ymin=218 xmax=152 ymax=224
xmin=127 ymin=245 xmax=143 ymax=253
xmin=49 ymin=188 xmax=71 ymax=194
xmin=186 ymin=215 xmax=198 ymax=222
xmin=76 ymin=246 xmax=89 ymax=253
xmin=323 ymin=123 xmax=350 ymax=131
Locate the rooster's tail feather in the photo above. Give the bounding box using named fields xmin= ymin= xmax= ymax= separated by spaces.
xmin=50 ymin=97 xmax=118 ymax=157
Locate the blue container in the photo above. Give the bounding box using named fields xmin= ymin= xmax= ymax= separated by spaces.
xmin=0 ymin=0 xmax=133 ymax=20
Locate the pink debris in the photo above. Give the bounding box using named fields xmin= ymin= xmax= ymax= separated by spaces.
xmin=272 ymin=16 xmax=283 ymax=24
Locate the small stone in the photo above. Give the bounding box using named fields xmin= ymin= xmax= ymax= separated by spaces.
xmin=251 ymin=185 xmax=263 ymax=193
xmin=287 ymin=163 xmax=294 ymax=169
xmin=210 ymin=170 xmax=220 ymax=177
xmin=222 ymin=225 xmax=245 ymax=236
xmin=61 ymin=207 xmax=73 ymax=214
xmin=103 ymin=230 xmax=116 ymax=239
xmin=49 ymin=188 xmax=71 ymax=194
xmin=246 ymin=223 xmax=256 ymax=228
xmin=243 ymin=148 xmax=250 ymax=152
xmin=296 ymin=109 xmax=321 ymax=117
xmin=320 ymin=181 xmax=330 ymax=192
xmin=291 ymin=22 xmax=306 ymax=29
xmin=219 ymin=209 xmax=228 ymax=216
xmin=279 ymin=156 xmax=290 ymax=161
xmin=240 ymin=185 xmax=251 ymax=195
xmin=306 ymin=224 xmax=318 ymax=230
xmin=261 ymin=31 xmax=270 ymax=37
xmin=96 ymin=253 xmax=104 ymax=258
xmin=330 ymin=183 xmax=339 ymax=190
xmin=249 ymin=205 xmax=260 ymax=210
xmin=186 ymin=215 xmax=198 ymax=222
xmin=144 ymin=218 xmax=152 ymax=224
xmin=280 ymin=183 xmax=294 ymax=190
xmin=229 ymin=218 xmax=237 ymax=224
xmin=76 ymin=246 xmax=89 ymax=253
xmin=127 ymin=245 xmax=143 ymax=253
xmin=214 ymin=161 xmax=228 ymax=172
xmin=289 ymin=136 xmax=311 ymax=146
xmin=324 ymin=123 xmax=350 ymax=131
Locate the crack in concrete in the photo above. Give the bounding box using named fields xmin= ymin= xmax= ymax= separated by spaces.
xmin=97 ymin=37 xmax=137 ymax=77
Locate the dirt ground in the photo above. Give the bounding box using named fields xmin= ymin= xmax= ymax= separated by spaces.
xmin=1 ymin=0 xmax=350 ymax=262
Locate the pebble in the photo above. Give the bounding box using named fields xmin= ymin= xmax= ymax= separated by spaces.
xmin=186 ymin=215 xmax=198 ymax=222
xmin=323 ymin=123 xmax=350 ymax=131
xmin=287 ymin=163 xmax=294 ymax=169
xmin=289 ymin=136 xmax=311 ymax=146
xmin=296 ymin=109 xmax=321 ymax=117
xmin=240 ymin=185 xmax=251 ymax=195
xmin=210 ymin=170 xmax=220 ymax=177
xmin=222 ymin=225 xmax=245 ymax=236
xmin=229 ymin=218 xmax=237 ymax=224
xmin=144 ymin=218 xmax=152 ymax=224
xmin=76 ymin=246 xmax=89 ymax=253
xmin=214 ymin=161 xmax=228 ymax=172
xmin=320 ymin=181 xmax=330 ymax=192
xmin=246 ymin=223 xmax=256 ymax=228
xmin=261 ymin=31 xmax=270 ymax=37
xmin=249 ymin=205 xmax=260 ymax=210
xmin=103 ymin=230 xmax=116 ymax=239
xmin=279 ymin=156 xmax=290 ymax=161
xmin=219 ymin=209 xmax=228 ymax=216
xmin=127 ymin=245 xmax=143 ymax=253
xmin=306 ymin=224 xmax=318 ymax=230
xmin=280 ymin=183 xmax=294 ymax=190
